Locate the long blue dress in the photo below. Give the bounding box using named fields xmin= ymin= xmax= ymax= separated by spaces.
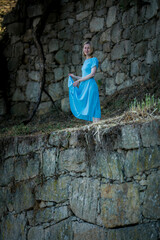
xmin=68 ymin=57 xmax=101 ymax=122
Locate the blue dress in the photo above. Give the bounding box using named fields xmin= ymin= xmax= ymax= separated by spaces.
xmin=68 ymin=57 xmax=101 ymax=122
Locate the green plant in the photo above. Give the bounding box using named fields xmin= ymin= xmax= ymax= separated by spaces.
xmin=129 ymin=94 xmax=160 ymax=114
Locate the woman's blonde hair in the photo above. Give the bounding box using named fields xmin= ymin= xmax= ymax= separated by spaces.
xmin=82 ymin=41 xmax=94 ymax=57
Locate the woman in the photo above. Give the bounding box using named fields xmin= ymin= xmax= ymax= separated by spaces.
xmin=68 ymin=41 xmax=101 ymax=122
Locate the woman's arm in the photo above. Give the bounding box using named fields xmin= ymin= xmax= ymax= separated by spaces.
xmin=68 ymin=73 xmax=81 ymax=80
xmin=73 ymin=66 xmax=97 ymax=87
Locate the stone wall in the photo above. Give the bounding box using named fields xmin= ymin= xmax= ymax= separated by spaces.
xmin=1 ymin=0 xmax=160 ymax=115
xmin=0 ymin=118 xmax=160 ymax=239
xmin=1 ymin=0 xmax=160 ymax=116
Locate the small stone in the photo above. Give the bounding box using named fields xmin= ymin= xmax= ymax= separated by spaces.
xmin=105 ymin=78 xmax=116 ymax=95
xmin=54 ymin=68 xmax=64 ymax=81
xmin=55 ymin=50 xmax=66 ymax=65
xmin=48 ymin=82 xmax=63 ymax=101
xmin=76 ymin=11 xmax=91 ymax=21
xmin=42 ymin=148 xmax=57 ymax=177
xmin=115 ymin=73 xmax=125 ymax=85
xmin=26 ymin=81 xmax=40 ymax=102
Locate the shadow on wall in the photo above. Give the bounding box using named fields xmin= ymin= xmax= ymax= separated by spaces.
xmin=0 ymin=38 xmax=10 ymax=116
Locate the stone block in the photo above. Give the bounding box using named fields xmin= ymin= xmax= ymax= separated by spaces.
xmin=72 ymin=53 xmax=81 ymax=65
xmin=27 ymin=4 xmax=43 ymax=18
xmin=26 ymin=81 xmax=40 ymax=102
xmin=90 ymin=151 xmax=124 ymax=182
xmin=101 ymin=58 xmax=111 ymax=73
xmin=107 ymin=223 xmax=157 ymax=240
xmin=42 ymin=148 xmax=57 ymax=177
xmin=28 ymin=226 xmax=44 ymax=240
xmin=146 ymin=50 xmax=154 ymax=64
xmin=17 ymin=135 xmax=46 ymax=155
xmin=7 ymin=22 xmax=24 ymax=36
xmin=111 ymin=22 xmax=122 ymax=43
xmin=121 ymin=124 xmax=141 ymax=149
xmin=54 ymin=68 xmax=64 ymax=81
xmin=134 ymin=42 xmax=148 ymax=58
xmin=140 ymin=119 xmax=160 ymax=147
xmin=16 ymin=70 xmax=27 ymax=86
xmin=143 ymin=173 xmax=160 ymax=219
xmin=14 ymin=153 xmax=40 ymax=181
xmin=28 ymin=71 xmax=41 ymax=81
xmin=48 ymin=82 xmax=63 ymax=101
xmin=72 ymin=221 xmax=107 ymax=240
xmin=11 ymin=103 xmax=28 ymax=116
xmin=61 ymin=97 xmax=70 ymax=113
xmin=111 ymin=42 xmax=125 ymax=60
xmin=124 ymin=146 xmax=160 ymax=177
xmin=35 ymin=176 xmax=70 ymax=202
xmin=55 ymin=50 xmax=66 ymax=65
xmin=37 ymin=102 xmax=52 ymax=115
xmin=94 ymin=51 xmax=105 ymax=62
xmin=69 ymin=178 xmax=100 ymax=224
xmin=13 ymin=182 xmax=35 ymax=213
xmin=131 ymin=26 xmax=143 ymax=43
xmin=143 ymin=20 xmax=156 ymax=40
xmin=76 ymin=11 xmax=91 ymax=21
xmin=0 ymin=187 xmax=7 ymax=217
xmin=12 ymin=88 xmax=25 ymax=101
xmin=59 ymin=148 xmax=87 ymax=173
xmin=90 ymin=17 xmax=104 ymax=32
xmin=105 ymin=78 xmax=116 ymax=95
xmin=145 ymin=0 xmax=159 ymax=19
xmin=106 ymin=6 xmax=117 ymax=28
xmin=0 ymin=213 xmax=27 ymax=240
xmin=44 ymin=218 xmax=72 ymax=240
xmin=100 ymin=29 xmax=111 ymax=43
xmin=100 ymin=183 xmax=140 ymax=228
xmin=117 ymin=79 xmax=132 ymax=91
xmin=115 ymin=73 xmax=125 ymax=85
xmin=0 ymin=158 xmax=14 ymax=186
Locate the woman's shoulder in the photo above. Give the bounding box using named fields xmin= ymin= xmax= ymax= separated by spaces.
xmin=91 ymin=57 xmax=98 ymax=62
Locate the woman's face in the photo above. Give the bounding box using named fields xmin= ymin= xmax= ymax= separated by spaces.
xmin=83 ymin=44 xmax=92 ymax=56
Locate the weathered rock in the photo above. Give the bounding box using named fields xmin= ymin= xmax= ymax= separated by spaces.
xmin=61 ymin=97 xmax=70 ymax=112
xmin=59 ymin=148 xmax=87 ymax=173
xmin=100 ymin=29 xmax=111 ymax=43
xmin=69 ymin=178 xmax=100 ymax=224
xmin=55 ymin=50 xmax=66 ymax=65
xmin=27 ymin=4 xmax=43 ymax=18
xmin=106 ymin=6 xmax=117 ymax=28
xmin=101 ymin=58 xmax=111 ymax=73
xmin=90 ymin=151 xmax=124 ymax=182
xmin=115 ymin=73 xmax=125 ymax=85
xmin=0 ymin=158 xmax=14 ymax=186
xmin=28 ymin=226 xmax=44 ymax=240
xmin=44 ymin=218 xmax=72 ymax=240
xmin=72 ymin=221 xmax=107 ymax=240
xmin=48 ymin=82 xmax=63 ymax=101
xmin=17 ymin=135 xmax=45 ymax=155
xmin=0 ymin=187 xmax=7 ymax=217
xmin=42 ymin=148 xmax=57 ymax=177
xmin=35 ymin=176 xmax=70 ymax=202
xmin=28 ymin=71 xmax=41 ymax=82
xmin=90 ymin=17 xmax=104 ymax=32
xmin=0 ymin=213 xmax=27 ymax=240
xmin=16 ymin=70 xmax=27 ymax=87
xmin=100 ymin=183 xmax=140 ymax=228
xmin=143 ymin=173 xmax=160 ymax=219
xmin=72 ymin=53 xmax=81 ymax=65
xmin=37 ymin=102 xmax=52 ymax=115
xmin=12 ymin=88 xmax=25 ymax=101
xmin=140 ymin=119 xmax=160 ymax=147
xmin=76 ymin=11 xmax=91 ymax=21
xmin=145 ymin=0 xmax=159 ymax=19
xmin=26 ymin=81 xmax=40 ymax=102
xmin=14 ymin=153 xmax=40 ymax=181
xmin=54 ymin=67 xmax=64 ymax=81
xmin=94 ymin=51 xmax=105 ymax=62
xmin=7 ymin=22 xmax=24 ymax=36
xmin=111 ymin=22 xmax=122 ymax=43
xmin=105 ymin=78 xmax=116 ymax=95
xmin=121 ymin=124 xmax=141 ymax=149
xmin=11 ymin=102 xmax=28 ymax=116
xmin=107 ymin=222 xmax=158 ymax=240
xmin=124 ymin=146 xmax=160 ymax=177
xmin=13 ymin=182 xmax=35 ymax=213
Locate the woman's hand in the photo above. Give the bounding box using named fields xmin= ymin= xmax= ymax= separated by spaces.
xmin=73 ymin=80 xmax=80 ymax=87
xmin=68 ymin=73 xmax=75 ymax=78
